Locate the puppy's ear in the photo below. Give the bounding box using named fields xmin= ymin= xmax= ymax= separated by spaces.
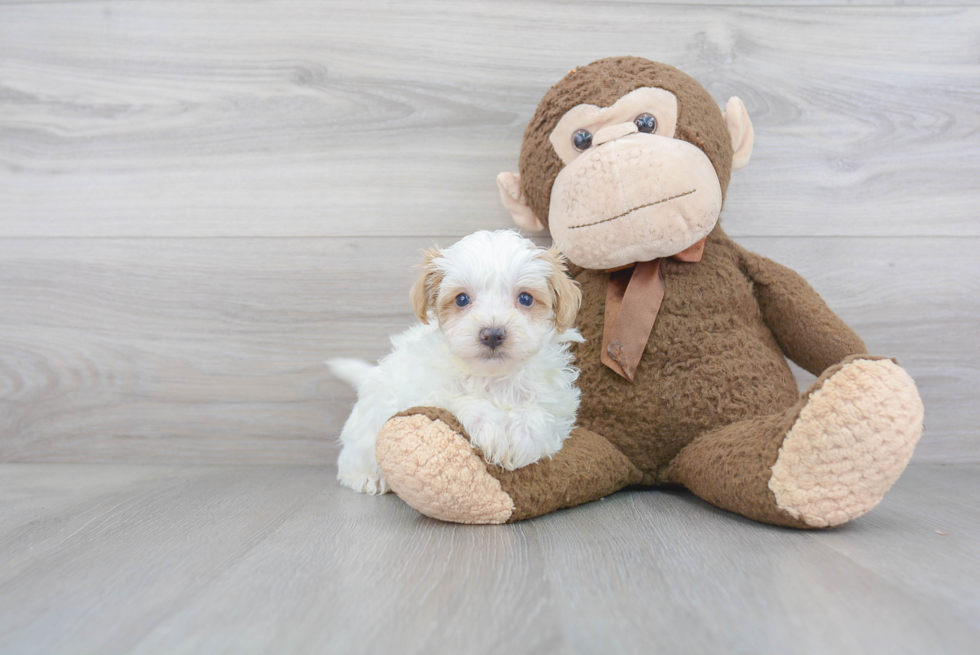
xmin=409 ymin=247 xmax=444 ymax=324
xmin=541 ymin=245 xmax=582 ymax=333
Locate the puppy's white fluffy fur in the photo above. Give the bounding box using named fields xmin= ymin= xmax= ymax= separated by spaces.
xmin=329 ymin=229 xmax=583 ymax=495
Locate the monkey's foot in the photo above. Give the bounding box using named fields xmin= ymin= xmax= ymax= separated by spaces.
xmin=376 ymin=407 xmax=643 ymax=524
xmin=376 ymin=409 xmax=515 ymax=524
xmin=768 ymin=357 xmax=924 ymax=528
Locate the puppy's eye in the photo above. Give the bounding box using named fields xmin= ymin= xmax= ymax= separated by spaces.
xmin=455 ymin=293 xmax=470 ymax=308
xmin=634 ymin=113 xmax=657 ymax=133
xmin=572 ymin=129 xmax=592 ymax=151
xmin=518 ymin=292 xmax=534 ymax=307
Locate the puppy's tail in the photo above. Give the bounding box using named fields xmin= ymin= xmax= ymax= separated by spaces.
xmin=327 ymin=357 xmax=375 ymax=390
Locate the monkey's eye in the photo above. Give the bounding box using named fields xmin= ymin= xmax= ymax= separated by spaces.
xmin=455 ymin=293 xmax=470 ymax=308
xmin=572 ymin=129 xmax=593 ymax=151
xmin=634 ymin=113 xmax=657 ymax=133
xmin=518 ymin=292 xmax=534 ymax=307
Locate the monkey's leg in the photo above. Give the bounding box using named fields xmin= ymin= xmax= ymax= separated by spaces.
xmin=664 ymin=355 xmax=924 ymax=528
xmin=375 ymin=407 xmax=643 ymax=524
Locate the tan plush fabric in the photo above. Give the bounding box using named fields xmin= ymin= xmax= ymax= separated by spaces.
xmin=723 ymin=96 xmax=754 ymax=171
xmin=769 ymin=358 xmax=924 ymax=527
xmin=548 ymin=135 xmax=723 ymax=270
xmin=496 ymin=172 xmax=544 ymax=232
xmin=376 ymin=411 xmax=514 ymax=524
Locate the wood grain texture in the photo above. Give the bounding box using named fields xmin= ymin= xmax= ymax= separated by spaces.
xmin=0 ymin=463 xmax=977 ymax=654
xmin=0 ymin=2 xmax=978 ymax=238
xmin=1 ymin=235 xmax=976 ymax=464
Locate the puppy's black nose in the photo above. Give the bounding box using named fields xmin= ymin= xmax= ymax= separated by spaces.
xmin=479 ymin=327 xmax=506 ymax=349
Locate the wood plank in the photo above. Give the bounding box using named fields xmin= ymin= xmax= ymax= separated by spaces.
xmin=0 ymin=235 xmax=975 ymax=464
xmin=0 ymin=463 xmax=976 ymax=654
xmin=817 ymin=465 xmax=980 ymax=630
xmin=0 ymin=463 xmax=185 ymax=534
xmin=524 ymin=467 xmax=980 ymax=654
xmin=0 ymin=464 xmax=329 ymax=654
xmin=1 ymin=2 xmax=977 ymax=237
xmin=130 ymin=470 xmax=562 ymax=655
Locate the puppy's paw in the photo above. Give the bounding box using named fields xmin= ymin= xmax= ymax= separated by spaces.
xmin=338 ymin=470 xmax=390 ymax=495
xmin=337 ymin=442 xmax=390 ymax=495
xmin=504 ymin=410 xmax=565 ymax=469
xmin=466 ymin=415 xmax=514 ymax=469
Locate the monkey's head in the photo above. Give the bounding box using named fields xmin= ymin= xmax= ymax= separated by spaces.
xmin=498 ymin=57 xmax=754 ymax=270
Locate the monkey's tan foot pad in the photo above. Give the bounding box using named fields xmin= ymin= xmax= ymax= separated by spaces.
xmin=376 ymin=413 xmax=515 ymax=524
xmin=769 ymin=358 xmax=924 ymax=528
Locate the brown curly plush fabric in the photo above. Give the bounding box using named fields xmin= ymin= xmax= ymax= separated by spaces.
xmin=519 ymin=57 xmax=734 ymax=227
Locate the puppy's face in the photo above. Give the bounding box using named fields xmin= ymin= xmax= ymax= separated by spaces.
xmin=410 ymin=230 xmax=581 ymax=376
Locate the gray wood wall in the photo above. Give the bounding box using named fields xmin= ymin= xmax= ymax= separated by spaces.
xmin=1 ymin=0 xmax=977 ymax=465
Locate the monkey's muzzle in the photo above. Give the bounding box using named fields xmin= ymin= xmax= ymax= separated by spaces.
xmin=548 ymin=134 xmax=723 ymax=271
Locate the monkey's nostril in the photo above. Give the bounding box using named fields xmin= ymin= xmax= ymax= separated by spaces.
xmin=479 ymin=327 xmax=506 ymax=349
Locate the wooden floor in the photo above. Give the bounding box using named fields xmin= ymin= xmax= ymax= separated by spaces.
xmin=1 ymin=463 xmax=977 ymax=654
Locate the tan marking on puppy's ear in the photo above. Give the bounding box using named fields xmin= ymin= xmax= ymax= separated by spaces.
xmin=723 ymin=96 xmax=754 ymax=172
xmin=541 ymin=245 xmax=582 ymax=333
xmin=497 ymin=172 xmax=546 ymax=232
xmin=409 ymin=247 xmax=443 ymax=324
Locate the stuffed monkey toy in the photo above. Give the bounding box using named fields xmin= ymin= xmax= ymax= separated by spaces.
xmin=374 ymin=57 xmax=924 ymax=528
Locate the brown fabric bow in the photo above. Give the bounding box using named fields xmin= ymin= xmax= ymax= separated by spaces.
xmin=601 ymin=237 xmax=706 ymax=381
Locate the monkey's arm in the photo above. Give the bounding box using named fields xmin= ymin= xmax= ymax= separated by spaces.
xmin=375 ymin=406 xmax=642 ymax=524
xmin=738 ymin=247 xmax=868 ymax=376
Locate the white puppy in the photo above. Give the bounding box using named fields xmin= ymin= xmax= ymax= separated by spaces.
xmin=328 ymin=229 xmax=584 ymax=494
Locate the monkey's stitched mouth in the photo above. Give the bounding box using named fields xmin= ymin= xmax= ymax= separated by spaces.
xmin=568 ymin=189 xmax=696 ymax=230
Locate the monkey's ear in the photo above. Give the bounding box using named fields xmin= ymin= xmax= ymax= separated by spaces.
xmin=722 ymin=97 xmax=754 ymax=172
xmin=496 ymin=172 xmax=546 ymax=232
xmin=409 ymin=248 xmax=443 ymax=324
